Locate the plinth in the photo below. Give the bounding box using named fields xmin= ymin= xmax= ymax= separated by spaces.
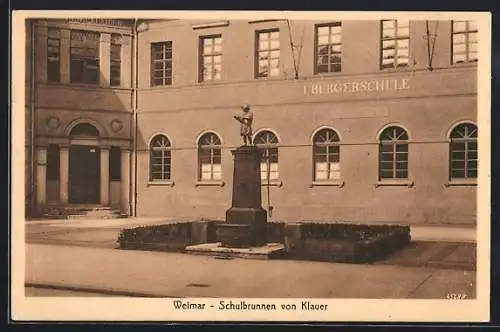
xmin=217 ymin=145 xmax=267 ymax=248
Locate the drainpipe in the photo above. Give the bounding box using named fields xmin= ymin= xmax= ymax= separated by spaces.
xmin=131 ymin=19 xmax=139 ymax=217
xmin=29 ymin=19 xmax=37 ymax=218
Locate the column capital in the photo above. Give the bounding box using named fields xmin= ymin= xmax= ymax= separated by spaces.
xmin=100 ymin=33 xmax=111 ymax=42
xmin=59 ymin=143 xmax=71 ymax=150
xmin=100 ymin=146 xmax=111 ymax=151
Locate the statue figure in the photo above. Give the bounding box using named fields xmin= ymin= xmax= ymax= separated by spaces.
xmin=234 ymin=104 xmax=253 ymax=146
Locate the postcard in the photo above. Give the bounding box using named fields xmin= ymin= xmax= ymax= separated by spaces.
xmin=11 ymin=10 xmax=491 ymax=322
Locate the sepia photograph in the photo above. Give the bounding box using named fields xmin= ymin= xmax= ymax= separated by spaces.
xmin=11 ymin=10 xmax=491 ymax=322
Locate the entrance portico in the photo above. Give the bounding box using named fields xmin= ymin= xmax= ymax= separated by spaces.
xmin=35 ymin=121 xmax=130 ymax=215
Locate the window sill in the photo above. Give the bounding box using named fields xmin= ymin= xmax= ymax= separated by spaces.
xmin=451 ymin=61 xmax=478 ymax=68
xmin=444 ymin=179 xmax=477 ymax=187
xmin=379 ymin=66 xmax=413 ymax=73
xmin=40 ymin=81 xmax=132 ymax=91
xmin=309 ymin=180 xmax=345 ymax=188
xmin=375 ymin=179 xmax=414 ymax=188
xmin=196 ymin=180 xmax=225 ymax=187
xmin=261 ymin=179 xmax=283 ymax=187
xmin=313 ymin=71 xmax=343 ymax=77
xmin=147 ymin=180 xmax=175 ymax=187
xmin=254 ymin=75 xmax=283 ymax=81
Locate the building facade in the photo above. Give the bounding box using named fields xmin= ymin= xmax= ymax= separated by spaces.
xmin=26 ymin=18 xmax=479 ymax=225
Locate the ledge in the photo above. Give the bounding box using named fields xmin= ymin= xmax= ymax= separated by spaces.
xmin=444 ymin=179 xmax=477 ymax=187
xmin=196 ymin=180 xmax=225 ymax=187
xmin=375 ymin=179 xmax=414 ymax=188
xmin=248 ymin=19 xmax=282 ymax=24
xmin=309 ymin=180 xmax=345 ymax=188
xmin=147 ymin=180 xmax=174 ymax=187
xmin=261 ymin=179 xmax=283 ymax=187
xmin=191 ymin=20 xmax=229 ymax=30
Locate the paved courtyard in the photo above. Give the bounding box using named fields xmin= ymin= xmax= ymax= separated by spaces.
xmin=25 ymin=243 xmax=475 ymax=299
xmin=23 ymin=218 xmax=476 ymax=298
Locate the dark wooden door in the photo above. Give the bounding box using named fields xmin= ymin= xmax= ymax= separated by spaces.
xmin=69 ymin=145 xmax=100 ymax=204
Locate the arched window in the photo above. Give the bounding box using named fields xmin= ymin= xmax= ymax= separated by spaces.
xmin=379 ymin=126 xmax=409 ymax=179
xmin=69 ymin=123 xmax=99 ymax=137
xmin=198 ymin=132 xmax=222 ymax=181
xmin=149 ymin=135 xmax=171 ymax=181
xmin=254 ymin=130 xmax=279 ymax=181
xmin=449 ymin=123 xmax=477 ymax=179
xmin=313 ymin=128 xmax=340 ymax=181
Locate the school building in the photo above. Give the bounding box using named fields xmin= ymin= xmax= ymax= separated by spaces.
xmin=25 ymin=18 xmax=478 ymax=225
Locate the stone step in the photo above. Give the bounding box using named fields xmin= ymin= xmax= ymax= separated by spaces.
xmin=42 ymin=206 xmax=128 ymax=220
xmin=67 ymin=213 xmax=128 ymax=220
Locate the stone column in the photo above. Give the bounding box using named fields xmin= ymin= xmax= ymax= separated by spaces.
xmin=59 ymin=145 xmax=69 ymax=204
xmin=36 ymin=25 xmax=48 ymax=82
xmin=99 ymin=33 xmax=111 ymax=87
xmin=121 ymin=148 xmax=130 ymax=213
xmin=60 ymin=29 xmax=71 ymax=84
xmin=100 ymin=147 xmax=110 ymax=205
xmin=36 ymin=146 xmax=47 ymax=206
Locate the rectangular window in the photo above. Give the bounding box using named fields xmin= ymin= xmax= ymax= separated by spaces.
xmin=255 ymin=29 xmax=280 ymax=78
xmin=314 ymin=145 xmax=340 ymax=181
xmin=110 ymin=34 xmax=122 ymax=86
xmin=109 ymin=146 xmax=121 ymax=181
xmin=47 ymin=28 xmax=61 ymax=82
xmin=199 ymin=148 xmax=221 ymax=180
xmin=47 ymin=144 xmax=60 ymax=181
xmin=315 ymin=23 xmax=342 ymax=74
xmin=199 ymin=35 xmax=222 ymax=82
xmin=260 ymin=147 xmax=279 ymax=181
xmin=379 ymin=143 xmax=408 ymax=179
xmin=381 ymin=20 xmax=410 ymax=69
xmin=70 ymin=30 xmax=100 ymax=84
xmin=452 ymin=20 xmax=478 ymax=64
xmin=151 ymin=41 xmax=173 ymax=86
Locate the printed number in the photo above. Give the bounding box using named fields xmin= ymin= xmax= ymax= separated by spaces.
xmin=446 ymin=293 xmax=468 ymax=300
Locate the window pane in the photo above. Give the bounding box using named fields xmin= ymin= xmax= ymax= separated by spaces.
xmin=383 ymin=40 xmax=396 ymax=50
xmin=317 ymin=26 xmax=329 ymax=36
xmin=213 ymin=149 xmax=221 ymax=163
xmin=451 ymin=169 xmax=465 ymax=178
xmin=270 ymin=50 xmax=280 ymax=59
xmin=398 ymin=26 xmax=409 ymax=36
xmin=330 ymin=33 xmax=341 ymax=44
xmin=396 ymin=153 xmax=408 ymax=161
xmin=396 ymin=144 xmax=408 ymax=152
xmin=453 ymin=43 xmax=466 ymax=53
xmin=467 ymin=150 xmax=478 ymax=160
xmin=469 ymin=32 xmax=478 ymax=43
xmin=467 ymin=169 xmax=477 ymax=178
xmin=396 ymin=170 xmax=408 ymax=179
xmin=263 ymin=58 xmax=276 ymax=70
xmin=380 ymin=170 xmax=393 ymax=179
xmin=453 ymin=21 xmax=467 ymax=32
xmin=380 ymin=162 xmax=394 ymax=171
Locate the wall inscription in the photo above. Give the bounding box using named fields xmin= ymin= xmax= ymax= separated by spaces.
xmin=303 ymin=78 xmax=411 ymax=96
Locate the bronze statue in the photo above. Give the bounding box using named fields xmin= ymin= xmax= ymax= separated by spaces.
xmin=234 ymin=104 xmax=253 ymax=146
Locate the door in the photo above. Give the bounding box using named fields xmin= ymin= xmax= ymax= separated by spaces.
xmin=69 ymin=145 xmax=100 ymax=204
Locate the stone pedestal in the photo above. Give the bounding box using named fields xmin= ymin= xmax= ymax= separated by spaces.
xmin=217 ymin=146 xmax=267 ymax=248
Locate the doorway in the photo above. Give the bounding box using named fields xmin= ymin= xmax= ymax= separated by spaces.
xmin=69 ymin=145 xmax=100 ymax=204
